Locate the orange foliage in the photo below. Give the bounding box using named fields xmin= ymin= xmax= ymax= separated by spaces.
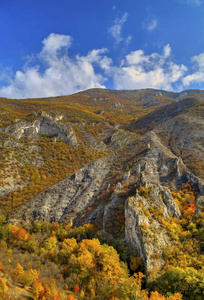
xmin=67 ymin=295 xmax=76 ymax=300
xmin=11 ymin=227 xmax=26 ymax=241
xmin=73 ymin=285 xmax=79 ymax=293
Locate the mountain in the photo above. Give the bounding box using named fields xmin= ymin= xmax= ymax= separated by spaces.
xmin=0 ymin=88 xmax=204 ymax=299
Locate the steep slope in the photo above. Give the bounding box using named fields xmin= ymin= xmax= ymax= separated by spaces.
xmin=0 ymin=112 xmax=111 ymax=214
xmin=126 ymin=97 xmax=201 ymax=134
xmin=1 ymin=88 xmax=204 ymax=285
xmin=8 ymin=122 xmax=204 ymax=277
xmin=8 ymin=155 xmax=112 ymax=224
xmin=155 ymin=114 xmax=204 ymax=179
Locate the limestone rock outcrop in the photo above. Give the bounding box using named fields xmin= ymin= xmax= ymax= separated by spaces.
xmin=195 ymin=196 xmax=204 ymax=215
xmin=8 ymin=155 xmax=112 ymax=224
xmin=0 ymin=112 xmax=78 ymax=147
xmin=125 ymin=196 xmax=171 ymax=276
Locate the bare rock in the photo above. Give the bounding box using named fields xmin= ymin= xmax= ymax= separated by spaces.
xmin=111 ymin=102 xmax=124 ymax=110
xmin=90 ymin=97 xmax=109 ymax=101
xmin=125 ymin=196 xmax=171 ymax=276
xmin=0 ymin=116 xmax=78 ymax=147
xmin=109 ymin=130 xmax=137 ymax=148
xmin=8 ymin=155 xmax=111 ymax=224
xmin=195 ymin=196 xmax=204 ymax=215
xmin=79 ymin=127 xmax=107 ymax=152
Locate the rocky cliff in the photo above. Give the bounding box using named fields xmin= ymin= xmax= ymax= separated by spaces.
xmin=7 ymin=121 xmax=204 ymax=276
xmin=0 ymin=111 xmax=78 ymax=146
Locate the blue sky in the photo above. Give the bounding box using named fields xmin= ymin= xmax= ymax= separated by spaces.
xmin=0 ymin=0 xmax=204 ymax=98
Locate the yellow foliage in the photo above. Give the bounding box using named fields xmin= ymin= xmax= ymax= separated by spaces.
xmin=24 ymin=268 xmax=38 ymax=286
xmin=149 ymin=291 xmax=182 ymax=300
xmin=0 ymin=277 xmax=8 ymax=296
xmin=99 ymin=244 xmax=127 ymax=281
xmin=44 ymin=236 xmax=58 ymax=252
xmin=12 ymin=263 xmax=25 ymax=284
xmin=32 ymin=280 xmax=45 ymax=299
xmin=60 ymin=238 xmax=77 ymax=256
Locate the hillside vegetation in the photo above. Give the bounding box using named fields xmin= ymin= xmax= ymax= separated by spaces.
xmin=0 ymin=88 xmax=204 ymax=299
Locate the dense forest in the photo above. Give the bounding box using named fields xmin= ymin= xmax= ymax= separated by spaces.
xmin=0 ymin=216 xmax=184 ymax=300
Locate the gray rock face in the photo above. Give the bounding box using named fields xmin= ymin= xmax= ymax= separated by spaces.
xmin=125 ymin=196 xmax=171 ymax=276
xmin=103 ymin=193 xmax=121 ymax=231
xmin=123 ymin=149 xmax=181 ymax=276
xmin=143 ymin=99 xmax=156 ymax=107
xmin=90 ymin=97 xmax=109 ymax=101
xmin=8 ymin=155 xmax=111 ymax=224
xmin=0 ymin=138 xmax=43 ymax=198
xmin=195 ymin=196 xmax=204 ymax=215
xmin=98 ymin=110 xmax=105 ymax=115
xmin=155 ymin=115 xmax=204 ymax=164
xmin=0 ymin=114 xmax=78 ymax=147
xmin=79 ymin=127 xmax=107 ymax=152
xmin=101 ymin=131 xmax=184 ymax=276
xmin=140 ymin=92 xmax=163 ymax=102
xmin=122 ymin=132 xmax=182 ymax=276
xmin=111 ymin=102 xmax=123 ymax=110
xmin=177 ymin=91 xmax=193 ymax=99
xmin=109 ymin=130 xmax=137 ymax=149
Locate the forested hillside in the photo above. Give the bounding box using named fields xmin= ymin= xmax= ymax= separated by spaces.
xmin=0 ymin=88 xmax=204 ymax=299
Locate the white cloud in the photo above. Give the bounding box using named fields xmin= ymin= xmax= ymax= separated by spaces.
xmin=163 ymin=44 xmax=171 ymax=58
xmin=112 ymin=45 xmax=187 ymax=91
xmin=0 ymin=34 xmax=190 ymax=98
xmin=126 ymin=50 xmax=149 ymax=65
xmin=40 ymin=33 xmax=72 ymax=58
xmin=192 ymin=52 xmax=204 ymax=68
xmin=146 ymin=19 xmax=158 ymax=31
xmin=108 ymin=13 xmax=132 ymax=45
xmin=182 ymin=52 xmax=204 ymax=86
xmin=143 ymin=18 xmax=158 ymax=32
xmin=0 ymin=33 xmax=111 ymax=99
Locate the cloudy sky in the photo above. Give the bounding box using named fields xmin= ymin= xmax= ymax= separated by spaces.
xmin=0 ymin=0 xmax=204 ymax=98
